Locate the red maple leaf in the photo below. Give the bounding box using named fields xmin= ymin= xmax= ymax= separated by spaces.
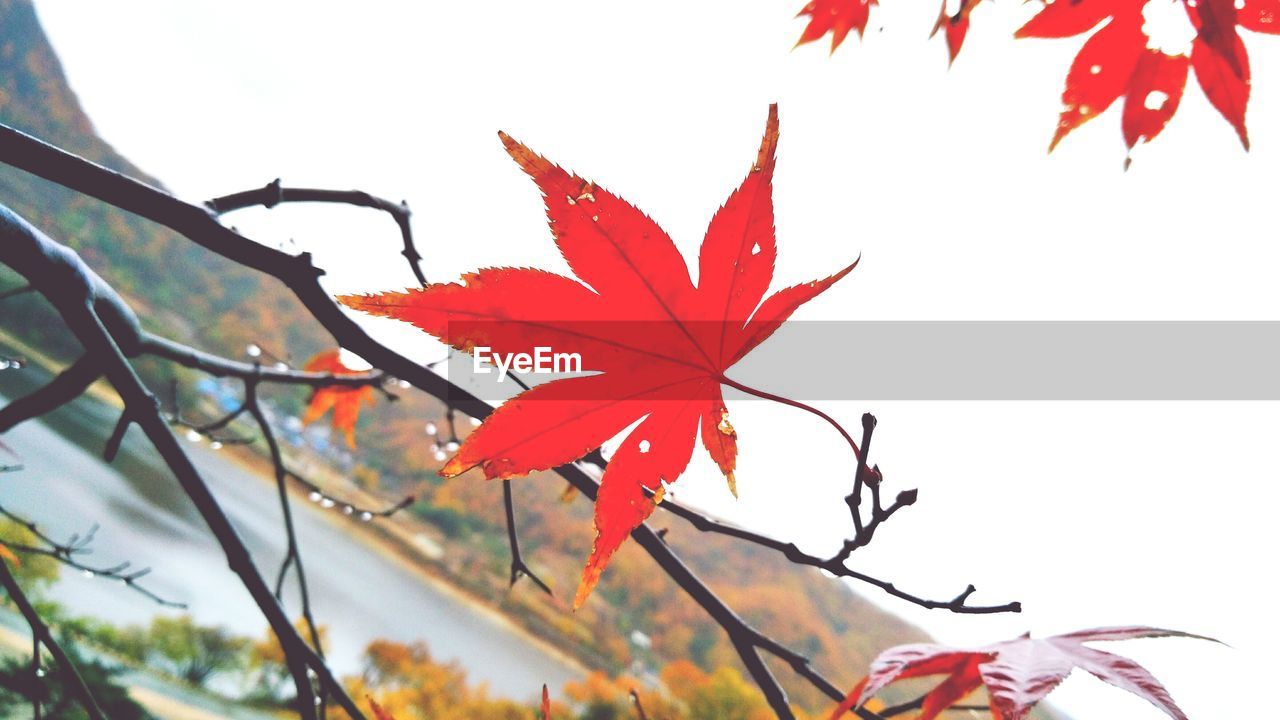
xmin=795 ymin=0 xmax=879 ymax=52
xmin=301 ymin=349 xmax=376 ymax=449
xmin=339 ymin=105 xmax=855 ymax=607
xmin=828 ymin=626 xmax=1216 ymax=720
xmin=794 ymin=0 xmax=973 ymax=59
xmin=934 ymin=0 xmax=983 ymax=62
xmin=1019 ymin=0 xmax=1253 ymax=157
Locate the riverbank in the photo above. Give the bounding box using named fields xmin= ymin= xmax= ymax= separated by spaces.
xmin=0 ymin=333 xmax=587 ymax=700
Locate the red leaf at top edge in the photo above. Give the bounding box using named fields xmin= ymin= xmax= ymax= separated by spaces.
xmin=795 ymin=0 xmax=876 ymax=53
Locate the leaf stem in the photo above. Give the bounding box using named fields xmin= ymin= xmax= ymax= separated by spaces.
xmin=717 ymin=376 xmax=862 ymax=463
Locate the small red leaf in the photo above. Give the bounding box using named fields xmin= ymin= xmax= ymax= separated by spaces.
xmin=301 ymin=349 xmax=376 ymax=449
xmin=368 ymin=697 xmax=396 ymax=720
xmin=795 ymin=0 xmax=876 ymax=52
xmin=831 ymin=626 xmax=1217 ymax=720
xmin=932 ymin=0 xmax=981 ymax=62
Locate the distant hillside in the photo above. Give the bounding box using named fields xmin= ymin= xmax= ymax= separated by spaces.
xmin=0 ymin=0 xmax=329 ymax=365
xmin=0 ymin=3 xmax=1049 ymax=715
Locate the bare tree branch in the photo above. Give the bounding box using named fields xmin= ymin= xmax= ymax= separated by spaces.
xmin=0 ymin=501 xmax=185 ymax=608
xmin=0 ymin=355 xmax=100 ymax=433
xmin=503 ymin=479 xmax=552 ymax=595
xmin=0 ymin=204 xmax=356 ymax=720
xmin=0 ymin=557 xmax=106 ymax=720
xmin=206 ymin=179 xmax=427 ymax=287
xmin=140 ymin=332 xmax=385 ymax=388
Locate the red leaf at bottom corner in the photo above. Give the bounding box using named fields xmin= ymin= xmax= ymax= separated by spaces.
xmin=829 ymin=626 xmax=1218 ymax=720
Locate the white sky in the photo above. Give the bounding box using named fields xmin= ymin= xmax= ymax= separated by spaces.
xmin=28 ymin=1 xmax=1279 ymax=718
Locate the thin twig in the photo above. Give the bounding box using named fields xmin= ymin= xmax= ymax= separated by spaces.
xmin=0 ymin=501 xmax=185 ymax=607
xmin=503 ymin=480 xmax=552 ymax=595
xmin=245 ymin=379 xmax=329 ymax=715
xmin=206 ymin=179 xmax=427 ymax=287
xmin=0 ymin=558 xmax=106 ymax=720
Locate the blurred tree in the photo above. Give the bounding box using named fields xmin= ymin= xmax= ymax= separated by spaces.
xmin=146 ymin=615 xmax=250 ymax=687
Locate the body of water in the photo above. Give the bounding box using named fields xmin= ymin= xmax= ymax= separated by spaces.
xmin=0 ymin=364 xmax=581 ymax=701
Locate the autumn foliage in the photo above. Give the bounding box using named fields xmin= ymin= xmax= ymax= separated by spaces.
xmin=795 ymin=0 xmax=1268 ymax=157
xmin=301 ymin=349 xmax=376 ymax=448
xmin=827 ymin=626 xmax=1215 ymax=720
xmin=340 ymin=105 xmax=855 ymax=607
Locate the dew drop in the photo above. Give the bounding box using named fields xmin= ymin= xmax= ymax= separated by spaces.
xmin=470 ymin=417 xmax=482 ymax=427
xmin=320 ymin=498 xmax=335 ymax=509
xmin=343 ymin=505 xmax=354 ymax=515
xmin=360 ymin=511 xmax=373 ymax=522
xmin=591 ymin=215 xmax=599 ymax=222
xmin=1090 ymin=64 xmax=1102 ymax=74
xmin=35 ymin=668 xmax=46 ymax=678
xmin=209 ymin=441 xmax=223 ymax=450
xmin=638 ymin=439 xmax=651 ymax=454
xmin=425 ymin=421 xmax=438 ymax=436
xmin=185 ymin=429 xmax=202 ymax=443
xmin=309 ymin=491 xmax=323 ymax=502
xmin=434 ymin=449 xmax=448 ymax=462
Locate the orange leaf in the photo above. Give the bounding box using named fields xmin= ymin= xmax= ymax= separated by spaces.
xmin=301 ymin=349 xmax=376 ymax=449
xmin=0 ymin=543 xmax=20 ymax=567
xmin=339 ymin=105 xmax=854 ymax=607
